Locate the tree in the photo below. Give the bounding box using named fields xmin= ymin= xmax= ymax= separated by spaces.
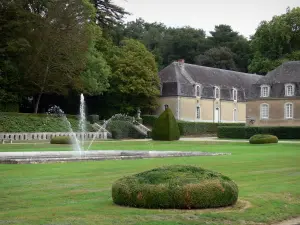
xmin=249 ymin=7 xmax=300 ymax=74
xmin=208 ymin=25 xmax=251 ymax=72
xmin=90 ymin=0 xmax=129 ymax=28
xmin=195 ymin=47 xmax=237 ymax=70
xmin=80 ymin=45 xmax=111 ymax=95
xmin=107 ymin=39 xmax=160 ymax=114
xmin=16 ymin=0 xmax=95 ymax=113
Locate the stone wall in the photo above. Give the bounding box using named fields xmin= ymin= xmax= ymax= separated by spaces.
xmin=0 ymin=132 xmax=107 ymax=141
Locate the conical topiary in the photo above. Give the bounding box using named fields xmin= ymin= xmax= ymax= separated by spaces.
xmin=151 ymin=108 xmax=180 ymax=141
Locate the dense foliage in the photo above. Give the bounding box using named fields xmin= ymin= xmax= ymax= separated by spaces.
xmin=249 ymin=7 xmax=300 ymax=74
xmin=249 ymin=134 xmax=278 ymax=144
xmin=151 ymin=109 xmax=180 ymax=141
xmin=112 ymin=165 xmax=239 ymax=209
xmin=217 ymin=126 xmax=300 ymax=139
xmin=1 ymin=1 xmax=299 ymax=117
xmin=50 ymin=136 xmax=73 ymax=144
xmin=0 ymin=113 xmax=92 ymax=132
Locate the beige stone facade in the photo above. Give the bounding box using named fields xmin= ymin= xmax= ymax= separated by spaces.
xmin=246 ymin=99 xmax=300 ymax=126
xmin=157 ymin=97 xmax=246 ymax=123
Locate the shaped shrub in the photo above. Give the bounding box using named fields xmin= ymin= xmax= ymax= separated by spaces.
xmin=249 ymin=134 xmax=278 ymax=144
xmin=50 ymin=136 xmax=72 ymax=144
xmin=151 ymin=108 xmax=180 ymax=141
xmin=112 ymin=165 xmax=238 ymax=209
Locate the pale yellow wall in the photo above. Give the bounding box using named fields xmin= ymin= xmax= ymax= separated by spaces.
xmin=157 ymin=96 xmax=246 ymax=122
xmin=220 ymin=101 xmax=246 ymax=122
xmin=180 ymin=97 xmax=198 ymax=120
xmin=199 ymin=99 xmax=214 ymax=121
xmin=157 ymin=97 xmax=178 ymax=118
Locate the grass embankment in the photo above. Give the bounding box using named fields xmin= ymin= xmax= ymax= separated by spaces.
xmin=0 ymin=142 xmax=299 ymax=224
xmin=0 ymin=112 xmax=92 ymax=132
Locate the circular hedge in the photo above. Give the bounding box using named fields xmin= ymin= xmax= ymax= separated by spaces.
xmin=50 ymin=136 xmax=72 ymax=144
xmin=249 ymin=134 xmax=278 ymax=144
xmin=112 ymin=165 xmax=238 ymax=209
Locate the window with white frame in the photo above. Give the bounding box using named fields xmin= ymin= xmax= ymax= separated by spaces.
xmin=260 ymin=85 xmax=270 ymax=97
xmin=196 ymin=106 xmax=200 ymax=119
xmin=285 ymin=84 xmax=295 ymax=96
xmin=284 ymin=103 xmax=293 ymax=119
xmin=195 ymin=85 xmax=201 ymax=97
xmin=215 ymin=87 xmax=220 ymax=99
xmin=233 ymin=108 xmax=237 ymax=121
xmin=232 ymin=88 xmax=237 ymax=101
xmin=260 ymin=103 xmax=269 ymax=119
xmin=164 ymin=104 xmax=169 ymax=110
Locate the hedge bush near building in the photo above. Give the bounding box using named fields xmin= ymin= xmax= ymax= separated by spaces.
xmin=106 ymin=120 xmax=146 ymax=140
xmin=151 ymin=108 xmax=180 ymax=141
xmin=142 ymin=115 xmax=245 ymax=136
xmin=249 ymin=134 xmax=278 ymax=144
xmin=112 ymin=165 xmax=239 ymax=209
xmin=218 ymin=126 xmax=300 ymax=139
xmin=50 ymin=136 xmax=72 ymax=144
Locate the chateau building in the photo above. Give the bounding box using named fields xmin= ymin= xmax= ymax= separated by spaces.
xmin=247 ymin=61 xmax=300 ymax=126
xmin=157 ymin=60 xmax=300 ymax=126
xmin=156 ymin=60 xmax=261 ymax=123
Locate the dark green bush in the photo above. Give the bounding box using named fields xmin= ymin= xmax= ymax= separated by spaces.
xmin=50 ymin=136 xmax=72 ymax=144
xmin=106 ymin=120 xmax=146 ymax=139
xmin=141 ymin=115 xmax=158 ymax=127
xmin=249 ymin=134 xmax=278 ymax=144
xmin=218 ymin=126 xmax=300 ymax=139
xmin=178 ymin=122 xmax=245 ymax=136
xmin=0 ymin=103 xmax=19 ymax=112
xmin=88 ymin=114 xmax=99 ymax=124
xmin=151 ymin=108 xmax=180 ymax=141
xmin=112 ymin=165 xmax=238 ymax=209
xmin=0 ymin=112 xmax=92 ymax=132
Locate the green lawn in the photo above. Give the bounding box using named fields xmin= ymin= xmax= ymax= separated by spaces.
xmin=0 ymin=142 xmax=299 ymax=225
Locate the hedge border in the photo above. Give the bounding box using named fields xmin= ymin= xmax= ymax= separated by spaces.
xmin=218 ymin=126 xmax=300 ymax=139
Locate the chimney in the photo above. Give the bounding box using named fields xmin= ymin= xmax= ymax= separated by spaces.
xmin=178 ymin=59 xmax=185 ymax=70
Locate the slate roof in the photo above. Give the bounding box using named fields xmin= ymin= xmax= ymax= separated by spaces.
xmin=159 ymin=62 xmax=262 ymax=101
xmin=250 ymin=61 xmax=300 ymax=99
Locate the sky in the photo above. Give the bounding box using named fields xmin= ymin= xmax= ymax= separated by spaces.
xmin=113 ymin=0 xmax=300 ymax=38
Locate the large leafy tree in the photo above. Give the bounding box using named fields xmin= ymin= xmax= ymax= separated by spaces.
xmin=249 ymin=7 xmax=300 ymax=74
xmin=107 ymin=39 xmax=160 ymax=114
xmin=207 ymin=25 xmax=251 ymax=72
xmin=16 ymin=0 xmax=96 ymax=113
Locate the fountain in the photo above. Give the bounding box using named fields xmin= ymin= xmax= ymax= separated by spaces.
xmin=79 ymin=94 xmax=86 ymax=150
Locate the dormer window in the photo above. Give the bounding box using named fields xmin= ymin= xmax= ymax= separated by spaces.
xmin=195 ymin=85 xmax=201 ymax=97
xmin=260 ymin=85 xmax=270 ymax=97
xmin=232 ymin=88 xmax=237 ymax=101
xmin=285 ymin=84 xmax=295 ymax=96
xmin=214 ymin=87 xmax=220 ymax=99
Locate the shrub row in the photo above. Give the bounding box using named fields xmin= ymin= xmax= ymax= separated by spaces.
xmin=0 ymin=112 xmax=92 ymax=132
xmin=177 ymin=122 xmax=245 ymax=136
xmin=218 ymin=126 xmax=300 ymax=139
xmin=142 ymin=115 xmax=245 ymax=136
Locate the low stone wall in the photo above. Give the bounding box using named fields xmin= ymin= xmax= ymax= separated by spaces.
xmin=0 ymin=132 xmax=107 ymax=141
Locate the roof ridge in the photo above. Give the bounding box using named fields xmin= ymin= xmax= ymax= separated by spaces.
xmin=183 ymin=63 xmax=260 ymax=77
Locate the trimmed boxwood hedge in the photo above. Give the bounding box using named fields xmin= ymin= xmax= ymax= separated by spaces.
xmin=178 ymin=122 xmax=245 ymax=136
xmin=218 ymin=126 xmax=300 ymax=139
xmin=112 ymin=165 xmax=238 ymax=209
xmin=50 ymin=136 xmax=72 ymax=144
xmin=151 ymin=108 xmax=180 ymax=141
xmin=142 ymin=115 xmax=245 ymax=136
xmin=249 ymin=134 xmax=278 ymax=144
